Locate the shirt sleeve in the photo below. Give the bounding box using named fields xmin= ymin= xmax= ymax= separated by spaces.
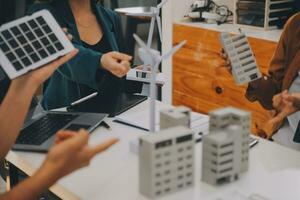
xmin=245 ymin=15 xmax=291 ymax=110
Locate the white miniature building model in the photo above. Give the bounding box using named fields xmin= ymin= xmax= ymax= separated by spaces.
xmin=160 ymin=106 xmax=191 ymax=130
xmin=139 ymin=126 xmax=195 ymax=198
xmin=220 ymin=32 xmax=262 ymax=85
xmin=209 ymin=107 xmax=250 ymax=172
xmin=202 ymin=125 xmax=244 ymax=186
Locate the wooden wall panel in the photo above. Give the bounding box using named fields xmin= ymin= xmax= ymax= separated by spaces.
xmin=173 ymin=24 xmax=278 ymax=134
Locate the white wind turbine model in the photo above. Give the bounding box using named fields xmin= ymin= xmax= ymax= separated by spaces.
xmin=127 ymin=0 xmax=168 ymax=48
xmin=133 ymin=34 xmax=187 ymax=133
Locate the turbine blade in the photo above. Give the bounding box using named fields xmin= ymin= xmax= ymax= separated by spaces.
xmin=156 ymin=15 xmax=163 ymax=43
xmin=133 ymin=34 xmax=156 ymax=57
xmin=126 ymin=12 xmax=155 ymax=17
xmin=162 ymin=40 xmax=187 ymax=60
xmin=157 ymin=0 xmax=168 ymax=9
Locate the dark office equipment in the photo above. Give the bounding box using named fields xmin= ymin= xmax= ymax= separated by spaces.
xmin=16 ymin=113 xmax=79 ymax=145
xmin=293 ymin=122 xmax=300 ymax=143
xmin=67 ymin=93 xmax=147 ymax=117
xmin=13 ymin=99 xmax=108 ymax=152
xmin=235 ymin=0 xmax=295 ymax=29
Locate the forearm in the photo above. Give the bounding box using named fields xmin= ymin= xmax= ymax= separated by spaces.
xmin=0 ymin=164 xmax=60 ymax=200
xmin=0 ymin=81 xmax=36 ymax=159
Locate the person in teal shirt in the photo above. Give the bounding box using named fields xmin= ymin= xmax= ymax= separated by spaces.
xmin=28 ymin=0 xmax=142 ymax=110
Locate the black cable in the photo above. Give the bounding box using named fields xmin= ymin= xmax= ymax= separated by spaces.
xmin=191 ymin=0 xmax=233 ymax=24
xmin=211 ymin=1 xmax=233 ymax=24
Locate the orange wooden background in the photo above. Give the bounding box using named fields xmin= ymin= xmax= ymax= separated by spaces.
xmin=172 ymin=24 xmax=278 ymax=134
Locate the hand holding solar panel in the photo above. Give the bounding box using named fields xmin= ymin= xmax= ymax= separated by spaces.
xmin=220 ymin=32 xmax=262 ymax=85
xmin=0 ymin=10 xmax=74 ymax=79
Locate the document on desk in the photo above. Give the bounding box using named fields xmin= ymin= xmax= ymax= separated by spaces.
xmin=114 ymin=102 xmax=209 ymax=134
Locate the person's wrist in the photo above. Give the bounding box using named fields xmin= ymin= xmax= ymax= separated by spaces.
xmin=10 ymin=80 xmax=37 ymax=95
xmin=35 ymin=160 xmax=63 ymax=187
xmin=100 ymin=54 xmax=108 ymax=70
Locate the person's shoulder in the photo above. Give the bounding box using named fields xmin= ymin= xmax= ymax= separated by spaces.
xmin=96 ymin=5 xmax=120 ymax=22
xmin=285 ymin=12 xmax=300 ymax=29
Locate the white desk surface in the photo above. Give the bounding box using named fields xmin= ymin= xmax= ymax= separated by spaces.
xmin=175 ymin=21 xmax=283 ymax=43
xmin=6 ymin=100 xmax=300 ymax=200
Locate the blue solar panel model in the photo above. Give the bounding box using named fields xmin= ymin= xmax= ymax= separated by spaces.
xmin=0 ymin=9 xmax=74 ymax=79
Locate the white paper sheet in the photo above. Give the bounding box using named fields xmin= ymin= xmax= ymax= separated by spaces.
xmin=114 ymin=103 xmax=209 ymax=133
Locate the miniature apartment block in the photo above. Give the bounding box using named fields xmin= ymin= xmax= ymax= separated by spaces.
xmin=220 ymin=32 xmax=262 ymax=85
xmin=160 ymin=106 xmax=191 ymax=130
xmin=139 ymin=126 xmax=195 ymax=198
xmin=202 ymin=125 xmax=245 ymax=186
xmin=209 ymin=107 xmax=250 ymax=172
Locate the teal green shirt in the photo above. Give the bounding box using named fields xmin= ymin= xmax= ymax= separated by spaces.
xmin=28 ymin=0 xmax=141 ymax=110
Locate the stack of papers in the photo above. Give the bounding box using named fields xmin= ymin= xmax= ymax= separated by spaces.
xmin=114 ymin=102 xmax=209 ymax=134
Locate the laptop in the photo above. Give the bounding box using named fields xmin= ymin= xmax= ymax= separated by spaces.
xmin=13 ymin=97 xmax=108 ymax=152
xmin=68 ymin=92 xmax=147 ymax=117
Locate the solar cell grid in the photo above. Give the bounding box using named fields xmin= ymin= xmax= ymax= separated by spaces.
xmin=0 ymin=42 xmax=9 ymax=52
xmin=32 ymin=40 xmax=42 ymax=49
xmin=15 ymin=48 xmax=25 ymax=57
xmin=8 ymin=39 xmax=18 ymax=48
xmin=25 ymin=31 xmax=35 ymax=40
xmin=29 ymin=53 xmax=40 ymax=62
xmin=11 ymin=27 xmax=21 ymax=36
xmin=20 ymin=23 xmax=30 ymax=33
xmin=2 ymin=30 xmax=13 ymax=40
xmin=42 ymin=25 xmax=51 ymax=34
xmin=16 ymin=35 xmax=27 ymax=44
xmin=34 ymin=28 xmax=44 ymax=37
xmin=0 ymin=10 xmax=74 ymax=79
xmin=12 ymin=61 xmax=23 ymax=70
xmin=28 ymin=19 xmax=38 ymax=29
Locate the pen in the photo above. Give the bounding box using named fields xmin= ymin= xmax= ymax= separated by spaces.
xmin=71 ymin=92 xmax=98 ymax=106
xmin=100 ymin=121 xmax=111 ymax=130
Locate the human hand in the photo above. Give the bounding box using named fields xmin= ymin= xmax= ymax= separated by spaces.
xmin=12 ymin=49 xmax=78 ymax=92
xmin=62 ymin=28 xmax=73 ymax=41
xmin=41 ymin=129 xmax=118 ymax=180
xmin=101 ymin=52 xmax=132 ymax=78
xmin=272 ymin=90 xmax=287 ymax=112
xmin=219 ymin=48 xmax=232 ymax=74
xmin=272 ymin=90 xmax=299 ymax=117
xmin=261 ymin=91 xmax=300 ymax=138
xmin=11 ymin=27 xmax=77 ymax=91
xmin=54 ymin=130 xmax=76 ymax=144
xmin=282 ymin=92 xmax=300 ymax=110
xmin=261 ymin=115 xmax=284 ymax=139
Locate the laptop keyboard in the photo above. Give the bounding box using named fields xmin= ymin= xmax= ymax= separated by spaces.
xmin=16 ymin=113 xmax=79 ymax=145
